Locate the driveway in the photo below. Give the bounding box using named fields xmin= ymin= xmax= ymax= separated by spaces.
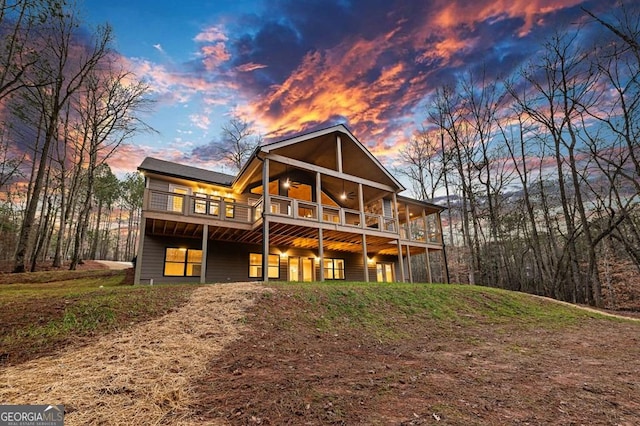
xmin=94 ymin=260 xmax=133 ymax=270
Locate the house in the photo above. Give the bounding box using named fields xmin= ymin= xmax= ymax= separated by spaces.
xmin=134 ymin=124 xmax=446 ymax=284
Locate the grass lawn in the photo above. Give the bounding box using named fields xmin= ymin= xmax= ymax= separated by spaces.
xmin=0 ymin=269 xmax=197 ymax=365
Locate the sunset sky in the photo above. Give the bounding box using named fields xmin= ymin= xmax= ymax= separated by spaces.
xmin=81 ymin=0 xmax=619 ymax=176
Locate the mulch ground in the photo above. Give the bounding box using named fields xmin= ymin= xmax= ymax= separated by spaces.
xmin=192 ymin=289 xmax=640 ymax=425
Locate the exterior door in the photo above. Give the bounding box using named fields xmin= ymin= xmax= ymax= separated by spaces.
xmin=376 ymin=263 xmax=394 ymax=282
xmin=289 ymin=256 xmax=300 ymax=281
xmin=301 ymin=257 xmax=313 ymax=282
xmin=289 ymin=257 xmax=314 ymax=282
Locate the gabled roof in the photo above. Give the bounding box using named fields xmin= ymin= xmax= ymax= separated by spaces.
xmin=138 ymin=157 xmax=235 ymax=186
xmin=397 ymin=195 xmax=445 ymax=212
xmin=239 ymin=124 xmax=405 ymax=192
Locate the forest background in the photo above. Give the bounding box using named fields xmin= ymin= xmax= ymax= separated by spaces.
xmin=0 ymin=1 xmax=638 ymax=310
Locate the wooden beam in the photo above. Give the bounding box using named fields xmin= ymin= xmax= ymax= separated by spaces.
xmin=265 ymin=153 xmax=398 ymax=192
xmin=336 ymin=134 xmax=343 ymax=173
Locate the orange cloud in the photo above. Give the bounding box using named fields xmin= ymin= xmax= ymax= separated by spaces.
xmin=247 ymin=30 xmax=411 ymax=143
xmin=434 ymin=0 xmax=584 ymax=36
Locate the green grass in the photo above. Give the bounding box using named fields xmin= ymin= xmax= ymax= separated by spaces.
xmin=264 ymin=281 xmax=610 ymax=341
xmin=0 ymin=270 xmax=198 ymax=365
xmin=1 ymin=275 xmax=619 ymax=366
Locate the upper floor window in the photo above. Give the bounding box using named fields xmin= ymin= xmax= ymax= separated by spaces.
xmin=169 ymin=185 xmax=190 ymax=213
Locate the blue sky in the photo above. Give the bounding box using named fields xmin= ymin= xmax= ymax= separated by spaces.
xmin=80 ymin=0 xmax=619 ymax=176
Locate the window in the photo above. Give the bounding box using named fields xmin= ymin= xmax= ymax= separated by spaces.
xmin=323 ymin=258 xmax=345 ymax=280
xmin=194 ymin=192 xmax=207 ymax=214
xmin=168 ymin=185 xmax=190 ymax=213
xmin=164 ymin=248 xmax=202 ymax=276
xmin=225 ymin=198 xmax=235 ymax=218
xmin=249 ymin=253 xmax=280 ymax=278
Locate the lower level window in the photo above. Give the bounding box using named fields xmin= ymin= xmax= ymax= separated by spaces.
xmin=323 ymin=258 xmax=345 ymax=280
xmin=164 ymin=248 xmax=202 ymax=276
xmin=249 ymin=253 xmax=280 ymax=278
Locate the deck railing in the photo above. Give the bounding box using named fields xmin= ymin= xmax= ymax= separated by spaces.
xmin=145 ymin=189 xmax=439 ymax=242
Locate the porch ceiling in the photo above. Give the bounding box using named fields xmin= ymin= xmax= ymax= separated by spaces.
xmin=144 ymin=218 xmax=428 ymax=256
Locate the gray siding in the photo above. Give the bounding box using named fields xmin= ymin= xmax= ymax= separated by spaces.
xmin=140 ymin=235 xmax=406 ymax=284
xmin=139 ymin=235 xmax=201 ymax=284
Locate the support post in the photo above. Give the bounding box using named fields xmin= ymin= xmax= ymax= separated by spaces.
xmin=362 ymin=234 xmax=369 ymax=282
xmin=133 ymin=214 xmax=145 ymax=285
xmin=425 ymin=247 xmax=432 ymax=283
xmin=262 ymin=158 xmax=270 ymax=282
xmin=358 ymin=183 xmax=364 ymax=228
xmin=316 ymin=172 xmax=323 ymax=222
xmin=318 ymin=227 xmax=324 ymax=281
xmin=200 ymin=224 xmax=208 ymax=284
xmin=406 ymin=246 xmax=413 ymax=283
xmin=396 ymin=240 xmax=405 ymax=282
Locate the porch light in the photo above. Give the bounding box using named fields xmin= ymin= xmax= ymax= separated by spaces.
xmin=283 ymin=178 xmax=291 ymax=188
xmin=280 ymin=251 xmax=288 ymax=258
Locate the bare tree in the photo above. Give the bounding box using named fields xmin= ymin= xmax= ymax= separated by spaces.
xmin=13 ymin=3 xmax=112 ymax=272
xmin=68 ymin=64 xmax=151 ymax=270
xmin=0 ymin=0 xmax=45 ymax=101
xmin=212 ymin=116 xmax=262 ymax=171
xmin=396 ymin=128 xmax=443 ymax=200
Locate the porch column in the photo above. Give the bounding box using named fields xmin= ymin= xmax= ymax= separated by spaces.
xmin=425 ymin=247 xmax=433 ymax=283
xmin=262 ymin=158 xmax=270 ymax=282
xmin=405 ymin=203 xmax=411 ymax=240
xmin=336 ymin=135 xmax=343 ymax=173
xmin=357 ymin=183 xmax=364 ymax=228
xmin=200 ymin=224 xmax=208 ymax=284
xmin=133 ymin=214 xmax=146 ymax=285
xmin=396 ymin=240 xmax=406 ymax=282
xmin=316 ymin=172 xmax=323 ymax=222
xmin=318 ymin=227 xmax=324 ymax=281
xmin=406 ymin=246 xmax=413 ymax=283
xmin=392 ymin=193 xmax=400 ymax=235
xmin=422 ymin=209 xmax=429 ymax=243
xmin=362 ymin=234 xmax=369 ymax=282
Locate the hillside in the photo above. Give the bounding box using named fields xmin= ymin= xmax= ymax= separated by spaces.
xmin=1 ymin=277 xmax=639 ymax=425
xmin=194 ymin=282 xmax=640 ymax=425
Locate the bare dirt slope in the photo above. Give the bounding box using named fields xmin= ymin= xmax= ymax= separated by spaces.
xmin=0 ymin=283 xmax=266 ymax=426
xmin=194 ymin=286 xmax=640 ymax=425
xmin=2 ymin=282 xmax=639 ymax=425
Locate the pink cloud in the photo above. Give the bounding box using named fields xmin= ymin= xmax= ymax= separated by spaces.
xmin=201 ymin=42 xmax=231 ymax=71
xmin=194 ymin=26 xmax=228 ymax=43
xmin=236 ymin=62 xmax=268 ymax=72
xmin=189 ymin=113 xmax=211 ymax=130
xmin=131 ymin=59 xmax=228 ymax=103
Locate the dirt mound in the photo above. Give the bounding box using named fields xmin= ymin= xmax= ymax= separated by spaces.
xmin=0 ymin=283 xmax=267 ymax=425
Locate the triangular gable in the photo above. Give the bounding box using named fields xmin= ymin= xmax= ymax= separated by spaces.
xmin=259 ymin=124 xmax=405 ymax=192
